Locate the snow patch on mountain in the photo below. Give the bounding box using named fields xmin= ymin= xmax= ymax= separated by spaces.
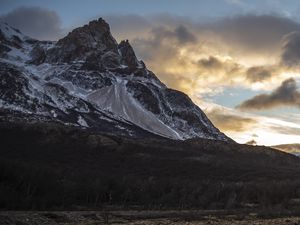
xmin=77 ymin=115 xmax=89 ymax=127
xmin=87 ymin=80 xmax=182 ymax=139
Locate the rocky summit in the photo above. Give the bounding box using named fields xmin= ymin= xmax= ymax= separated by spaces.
xmin=0 ymin=18 xmax=228 ymax=141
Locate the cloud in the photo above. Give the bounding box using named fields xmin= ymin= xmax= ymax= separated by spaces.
xmin=281 ymin=31 xmax=300 ymax=67
xmin=105 ymin=14 xmax=151 ymax=41
xmin=197 ymin=57 xmax=277 ymax=83
xmin=147 ymin=14 xmax=300 ymax=55
xmin=131 ymin=25 xmax=198 ymax=92
xmin=133 ymin=27 xmax=181 ymax=63
xmin=198 ymin=56 xmax=224 ymax=69
xmin=99 ymin=14 xmax=300 ymax=94
xmin=245 ymin=66 xmax=275 ymax=82
xmin=142 ymin=25 xmax=196 ymax=45
xmin=237 ymin=78 xmax=300 ymax=110
xmin=105 ymin=13 xmax=300 ymax=98
xmin=271 ymin=125 xmax=300 ymax=136
xmin=194 ymin=56 xmax=249 ymax=91
xmin=173 ymin=25 xmax=197 ymax=43
xmin=197 ymin=56 xmax=242 ymax=74
xmin=107 ymin=13 xmax=300 ymax=60
xmin=0 ymin=7 xmax=62 ymax=40
xmin=206 ymin=108 xmax=257 ymax=132
xmin=207 ymin=14 xmax=300 ymax=57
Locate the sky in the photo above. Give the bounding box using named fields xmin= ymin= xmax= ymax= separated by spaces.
xmin=1 ymin=0 xmax=300 ymax=146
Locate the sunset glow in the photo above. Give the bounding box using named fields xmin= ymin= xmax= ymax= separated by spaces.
xmin=1 ymin=0 xmax=300 ymax=147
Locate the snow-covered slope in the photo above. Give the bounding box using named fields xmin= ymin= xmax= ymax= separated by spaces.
xmin=0 ymin=18 xmax=229 ymax=141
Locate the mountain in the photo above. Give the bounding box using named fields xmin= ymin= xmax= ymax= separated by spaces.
xmin=0 ymin=19 xmax=228 ymax=141
xmin=272 ymin=143 xmax=300 ymax=157
xmin=1 ymin=19 xmax=300 ymax=212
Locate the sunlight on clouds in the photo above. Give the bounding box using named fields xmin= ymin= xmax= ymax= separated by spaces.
xmin=109 ymin=14 xmax=300 ymax=146
xmin=195 ymin=101 xmax=300 ymax=146
xmin=136 ymin=34 xmax=300 ymax=146
xmin=217 ymin=115 xmax=300 ymax=146
xmin=252 ymin=130 xmax=300 ymax=146
xmin=250 ymin=82 xmax=266 ymax=91
xmin=226 ymin=115 xmax=300 ymax=146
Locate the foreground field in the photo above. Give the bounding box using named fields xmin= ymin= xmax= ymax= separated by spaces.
xmin=1 ymin=211 xmax=300 ymax=225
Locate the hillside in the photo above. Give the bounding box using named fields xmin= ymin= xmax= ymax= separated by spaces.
xmin=0 ymin=122 xmax=299 ymax=210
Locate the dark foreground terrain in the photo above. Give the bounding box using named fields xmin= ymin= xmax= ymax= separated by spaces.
xmin=0 ymin=122 xmax=300 ymax=212
xmin=1 ymin=210 xmax=300 ymax=225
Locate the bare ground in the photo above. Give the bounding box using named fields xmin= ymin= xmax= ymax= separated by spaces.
xmin=1 ymin=211 xmax=300 ymax=225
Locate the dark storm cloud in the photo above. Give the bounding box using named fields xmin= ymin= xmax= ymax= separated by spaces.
xmin=132 ymin=25 xmax=196 ymax=61
xmin=105 ymin=13 xmax=300 ymax=63
xmin=148 ymin=25 xmax=196 ymax=45
xmin=237 ymin=78 xmax=300 ymax=110
xmin=112 ymin=14 xmax=300 ymax=56
xmin=0 ymin=7 xmax=62 ymax=40
xmin=245 ymin=66 xmax=274 ymax=82
xmin=197 ymin=56 xmax=241 ymax=73
xmin=281 ymin=31 xmax=300 ymax=67
xmin=198 ymin=56 xmax=223 ymax=69
xmin=197 ymin=56 xmax=277 ymax=84
xmin=173 ymin=25 xmax=196 ymax=43
xmin=104 ymin=14 xmax=300 ymax=83
xmin=207 ymin=14 xmax=300 ymax=55
xmin=106 ymin=13 xmax=197 ymax=45
xmin=206 ymin=108 xmax=257 ymax=132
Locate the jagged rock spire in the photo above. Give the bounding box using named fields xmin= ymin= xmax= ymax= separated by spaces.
xmin=118 ymin=39 xmax=139 ymax=68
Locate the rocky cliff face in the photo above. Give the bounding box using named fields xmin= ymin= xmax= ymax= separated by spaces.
xmin=0 ymin=18 xmax=229 ymax=141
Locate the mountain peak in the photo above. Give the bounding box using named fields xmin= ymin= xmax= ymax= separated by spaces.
xmin=0 ymin=19 xmax=229 ymax=142
xmin=65 ymin=17 xmax=112 ymax=42
xmin=46 ymin=17 xmax=118 ymax=63
xmin=88 ymin=17 xmax=110 ymax=31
